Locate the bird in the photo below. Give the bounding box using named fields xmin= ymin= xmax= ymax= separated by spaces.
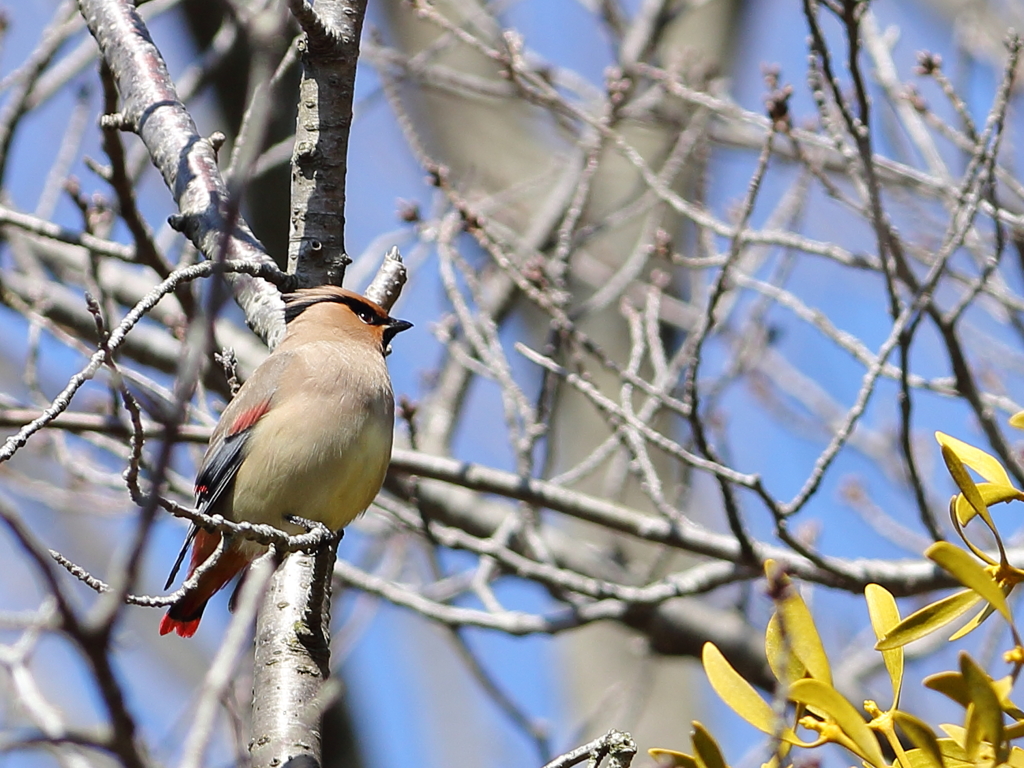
xmin=159 ymin=286 xmax=412 ymax=638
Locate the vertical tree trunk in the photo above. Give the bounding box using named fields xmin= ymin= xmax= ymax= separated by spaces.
xmin=250 ymin=3 xmax=372 ymax=767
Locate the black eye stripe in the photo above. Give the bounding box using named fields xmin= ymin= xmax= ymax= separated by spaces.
xmin=283 ymin=293 xmax=385 ymax=325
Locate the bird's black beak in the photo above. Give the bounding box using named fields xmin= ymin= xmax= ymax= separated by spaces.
xmin=383 ymin=318 xmax=413 ymax=355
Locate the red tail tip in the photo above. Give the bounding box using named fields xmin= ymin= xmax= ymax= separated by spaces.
xmin=159 ymin=613 xmax=201 ymax=638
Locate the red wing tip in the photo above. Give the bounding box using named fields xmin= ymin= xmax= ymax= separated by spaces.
xmin=159 ymin=614 xmax=200 ymax=638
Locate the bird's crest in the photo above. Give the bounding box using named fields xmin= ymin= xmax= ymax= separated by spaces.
xmin=283 ymin=286 xmax=387 ymax=325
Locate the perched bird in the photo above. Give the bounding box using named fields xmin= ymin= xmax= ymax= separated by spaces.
xmin=160 ymin=286 xmax=412 ymax=638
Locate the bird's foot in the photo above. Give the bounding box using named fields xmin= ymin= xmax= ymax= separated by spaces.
xmin=285 ymin=514 xmax=343 ymax=551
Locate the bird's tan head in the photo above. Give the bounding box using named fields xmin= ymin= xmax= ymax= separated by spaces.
xmin=282 ymin=286 xmax=412 ymax=354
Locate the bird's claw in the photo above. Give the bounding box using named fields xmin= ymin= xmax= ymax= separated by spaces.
xmin=285 ymin=514 xmax=343 ymax=550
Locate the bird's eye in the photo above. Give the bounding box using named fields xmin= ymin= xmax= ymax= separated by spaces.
xmin=356 ymin=308 xmax=375 ymax=324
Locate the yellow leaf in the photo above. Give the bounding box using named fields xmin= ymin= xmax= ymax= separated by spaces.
xmin=764 ymin=561 xmax=808 ymax=686
xmin=963 ymin=705 xmax=983 ymax=761
xmin=1009 ymin=412 xmax=1024 ymax=430
xmin=954 ymin=483 xmax=1023 ymax=525
xmin=939 ymin=725 xmax=967 ymax=748
xmin=650 ymin=750 xmax=699 ymax=768
xmin=703 ymin=643 xmax=790 ymax=737
xmin=935 ymin=432 xmax=1012 ymax=486
xmin=691 ymin=722 xmax=728 ymax=768
xmin=948 ymin=602 xmax=996 ymax=642
xmin=991 ymin=676 xmax=1014 ymax=702
xmin=775 ymin=589 xmax=831 ymax=684
xmin=927 ymin=672 xmax=1024 ymax=718
xmin=865 ymin=583 xmax=903 ymax=707
xmin=998 ymin=675 xmax=1024 ymax=721
xmin=926 ymin=542 xmax=1012 ymax=623
xmin=766 ymin=613 xmax=806 ymax=685
xmin=1005 ymin=722 xmax=1024 ymax=741
xmin=924 ymin=672 xmax=969 ymax=708
xmin=893 ymin=711 xmax=945 ymax=768
xmin=896 ymin=748 xmax=946 ymax=768
xmin=1008 ymin=746 xmax=1024 ymax=768
xmin=876 ymin=590 xmax=982 ymax=650
xmin=939 ymin=444 xmax=998 ymax=533
xmin=788 ymin=679 xmax=886 ymax=767
xmin=760 ymin=752 xmax=796 ymax=768
xmin=936 ymin=738 xmax=972 ymax=768
xmin=960 ymin=653 xmax=1005 ymax=761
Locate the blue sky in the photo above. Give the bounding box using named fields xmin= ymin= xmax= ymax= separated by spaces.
xmin=1 ymin=2 xmax=1021 ymax=768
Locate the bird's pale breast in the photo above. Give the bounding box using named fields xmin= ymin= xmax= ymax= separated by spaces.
xmin=228 ymin=341 xmax=394 ymax=531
